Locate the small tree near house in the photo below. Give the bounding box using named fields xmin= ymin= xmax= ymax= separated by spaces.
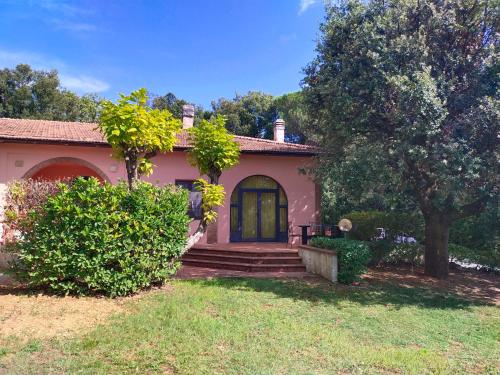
xmin=184 ymin=115 xmax=241 ymax=250
xmin=99 ymin=88 xmax=181 ymax=190
xmin=99 ymin=90 xmax=240 ymax=251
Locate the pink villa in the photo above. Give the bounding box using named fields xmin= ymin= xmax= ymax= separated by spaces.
xmin=0 ymin=106 xmax=319 ymax=247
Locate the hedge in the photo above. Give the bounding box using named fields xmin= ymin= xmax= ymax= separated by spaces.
xmin=11 ymin=178 xmax=190 ymax=296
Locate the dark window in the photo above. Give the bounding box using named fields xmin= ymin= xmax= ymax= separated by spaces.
xmin=175 ymin=180 xmax=202 ymax=219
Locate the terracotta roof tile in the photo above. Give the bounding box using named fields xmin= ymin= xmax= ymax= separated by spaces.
xmin=0 ymin=118 xmax=317 ymax=155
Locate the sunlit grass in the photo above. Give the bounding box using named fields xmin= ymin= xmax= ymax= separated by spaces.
xmin=2 ymin=277 xmax=499 ymax=374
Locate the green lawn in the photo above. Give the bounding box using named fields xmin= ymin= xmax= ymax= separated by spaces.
xmin=2 ymin=277 xmax=499 ymax=374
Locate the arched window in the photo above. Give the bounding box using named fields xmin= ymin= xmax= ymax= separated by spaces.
xmin=230 ymin=175 xmax=287 ymax=242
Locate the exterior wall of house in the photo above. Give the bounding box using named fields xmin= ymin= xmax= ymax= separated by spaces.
xmin=0 ymin=142 xmax=319 ymax=244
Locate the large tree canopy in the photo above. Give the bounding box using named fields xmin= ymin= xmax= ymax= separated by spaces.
xmin=303 ymin=0 xmax=499 ymax=278
xmin=0 ymin=64 xmax=101 ymax=122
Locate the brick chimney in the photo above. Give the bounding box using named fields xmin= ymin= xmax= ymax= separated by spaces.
xmin=182 ymin=104 xmax=195 ymax=129
xmin=273 ymin=118 xmax=285 ymax=143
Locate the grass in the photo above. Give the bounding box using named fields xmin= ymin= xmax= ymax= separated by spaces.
xmin=1 ymin=277 xmax=499 ymax=374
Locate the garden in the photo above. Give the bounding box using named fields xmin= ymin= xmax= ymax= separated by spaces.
xmin=0 ymin=0 xmax=498 ymax=373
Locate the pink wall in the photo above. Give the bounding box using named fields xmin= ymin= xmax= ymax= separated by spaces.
xmin=0 ymin=143 xmax=319 ymax=244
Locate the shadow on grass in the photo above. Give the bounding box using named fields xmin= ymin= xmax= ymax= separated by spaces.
xmin=184 ymin=276 xmax=494 ymax=310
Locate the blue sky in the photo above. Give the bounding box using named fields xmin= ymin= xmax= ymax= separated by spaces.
xmin=0 ymin=0 xmax=324 ymax=108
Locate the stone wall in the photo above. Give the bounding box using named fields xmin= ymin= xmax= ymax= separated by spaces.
xmin=298 ymin=245 xmax=338 ymax=282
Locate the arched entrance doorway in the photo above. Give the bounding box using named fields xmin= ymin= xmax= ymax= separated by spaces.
xmin=230 ymin=175 xmax=288 ymax=242
xmin=23 ymin=157 xmax=109 ymax=183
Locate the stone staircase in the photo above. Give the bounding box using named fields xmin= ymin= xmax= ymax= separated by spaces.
xmin=182 ymin=245 xmax=306 ymax=272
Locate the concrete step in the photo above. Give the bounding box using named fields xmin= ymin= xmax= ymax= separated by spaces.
xmin=182 ymin=259 xmax=307 ymax=272
xmin=183 ymin=253 xmax=303 ymax=265
xmin=188 ymin=248 xmax=298 ymax=258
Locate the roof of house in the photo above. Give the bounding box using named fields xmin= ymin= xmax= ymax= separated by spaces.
xmin=0 ymin=118 xmax=317 ymax=156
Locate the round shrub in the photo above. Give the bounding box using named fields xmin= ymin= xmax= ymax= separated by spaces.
xmin=381 ymin=243 xmax=424 ymax=266
xmin=13 ymin=178 xmax=190 ymax=296
xmin=310 ymin=237 xmax=371 ymax=284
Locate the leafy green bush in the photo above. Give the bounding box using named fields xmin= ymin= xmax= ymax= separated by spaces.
xmin=310 ymin=237 xmax=371 ymax=284
xmin=344 ymin=211 xmax=423 ymax=242
xmin=367 ymin=240 xmax=393 ymax=265
xmin=381 ymin=244 xmax=424 ymax=266
xmin=12 ymin=178 xmax=190 ymax=296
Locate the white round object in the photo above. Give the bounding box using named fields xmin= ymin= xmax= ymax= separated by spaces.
xmin=338 ymin=218 xmax=353 ymax=232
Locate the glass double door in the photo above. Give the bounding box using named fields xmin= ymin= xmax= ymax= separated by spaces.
xmin=241 ymin=189 xmax=277 ymax=241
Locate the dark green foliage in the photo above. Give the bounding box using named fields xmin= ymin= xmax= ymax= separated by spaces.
xmin=211 ymin=91 xmax=277 ymax=139
xmin=450 ymin=200 xmax=499 ymax=253
xmin=151 ymin=92 xmax=188 ymax=119
xmin=13 ymin=178 xmax=190 ymax=296
xmin=448 ymin=243 xmax=499 ymax=270
xmin=310 ymin=237 xmax=371 ymax=284
xmin=367 ymin=240 xmax=393 ymax=265
xmin=319 ymin=142 xmax=419 ymax=225
xmin=345 ymin=211 xmax=423 ymax=242
xmin=150 ymin=92 xmax=210 ymax=124
xmin=0 ymin=64 xmax=102 ymax=122
xmin=273 ymin=92 xmax=310 ymax=143
xmin=211 ymin=91 xmax=311 ymax=143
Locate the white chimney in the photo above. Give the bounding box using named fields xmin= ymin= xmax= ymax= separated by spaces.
xmin=273 ymin=118 xmax=285 ymax=143
xmin=182 ymin=104 xmax=195 ymax=129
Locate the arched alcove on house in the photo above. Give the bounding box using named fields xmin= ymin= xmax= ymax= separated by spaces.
xmin=22 ymin=157 xmax=109 ymax=183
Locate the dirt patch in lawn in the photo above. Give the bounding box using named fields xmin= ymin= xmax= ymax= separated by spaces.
xmin=0 ymin=292 xmax=125 ymax=341
xmin=364 ymin=265 xmax=500 ymax=305
xmin=0 ymin=276 xmax=173 ymax=343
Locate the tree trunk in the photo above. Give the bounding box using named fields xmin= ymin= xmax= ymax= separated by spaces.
xmin=181 ymin=171 xmax=222 ymax=254
xmin=124 ymin=153 xmax=138 ymax=190
xmin=423 ymin=213 xmax=450 ymax=279
xmin=181 ymin=220 xmax=208 ymax=255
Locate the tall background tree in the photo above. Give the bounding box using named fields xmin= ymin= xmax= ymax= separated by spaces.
xmin=211 ymin=91 xmax=277 ymax=138
xmin=274 ymin=91 xmax=310 ymax=143
xmin=0 ymin=64 xmax=102 ymax=122
xmin=303 ymin=0 xmax=499 ymax=278
xmin=211 ymin=90 xmax=311 ymax=143
xmin=150 ymin=92 xmax=211 ymax=124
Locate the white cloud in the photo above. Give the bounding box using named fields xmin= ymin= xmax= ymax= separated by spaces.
xmin=59 ymin=74 xmax=110 ymax=92
xmin=298 ymin=0 xmax=317 ymax=15
xmin=0 ymin=47 xmax=110 ymax=93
